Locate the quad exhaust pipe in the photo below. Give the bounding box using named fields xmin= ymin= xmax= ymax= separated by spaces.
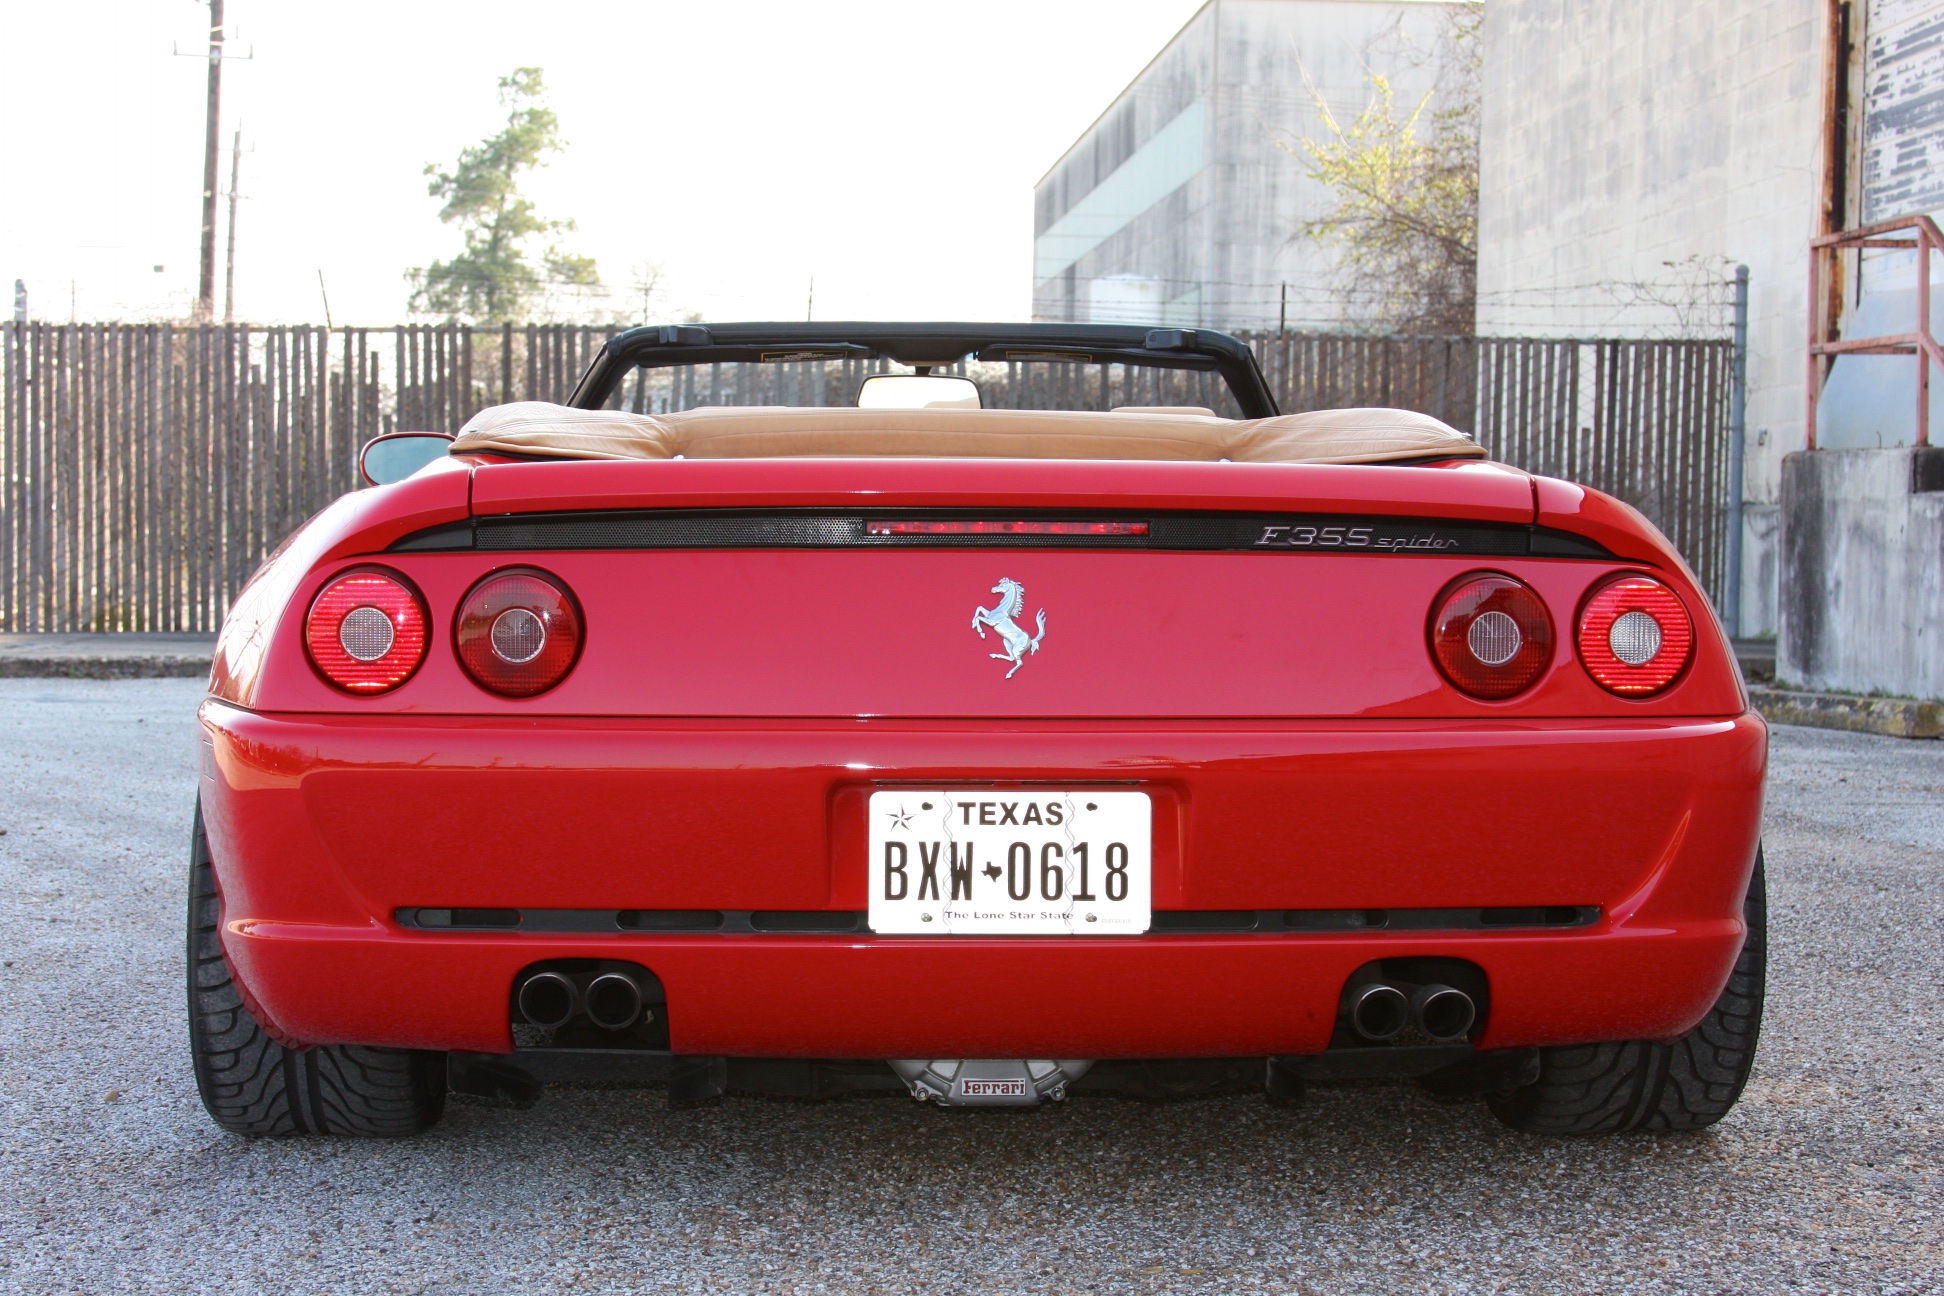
xmin=1348 ymin=981 xmax=1476 ymax=1042
xmin=1348 ymin=983 xmax=1410 ymax=1041
xmin=584 ymin=972 xmax=645 ymax=1031
xmin=1411 ymin=983 xmax=1477 ymax=1042
xmin=516 ymin=971 xmax=578 ymax=1028
xmin=516 ymin=969 xmax=648 ymax=1031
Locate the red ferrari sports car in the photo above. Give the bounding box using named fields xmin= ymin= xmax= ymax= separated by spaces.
xmin=188 ymin=323 xmax=1766 ymax=1137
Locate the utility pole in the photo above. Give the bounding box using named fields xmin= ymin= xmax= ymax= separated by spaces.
xmin=196 ymin=0 xmax=225 ymax=322
xmin=223 ymin=124 xmax=242 ymax=323
xmin=806 ymin=275 xmax=814 ymax=322
xmin=14 ymin=280 xmax=26 ymax=324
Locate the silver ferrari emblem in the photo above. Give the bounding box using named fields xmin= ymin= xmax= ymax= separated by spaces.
xmin=971 ymin=577 xmax=1047 ymax=679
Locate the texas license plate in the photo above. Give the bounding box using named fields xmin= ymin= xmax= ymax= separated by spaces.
xmin=867 ymin=790 xmax=1151 ymax=935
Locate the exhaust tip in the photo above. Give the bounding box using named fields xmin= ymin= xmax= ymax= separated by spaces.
xmin=516 ymin=971 xmax=578 ymax=1028
xmin=1412 ymin=984 xmax=1477 ymax=1041
xmin=1348 ymin=983 xmax=1410 ymax=1041
xmin=584 ymin=972 xmax=644 ymax=1031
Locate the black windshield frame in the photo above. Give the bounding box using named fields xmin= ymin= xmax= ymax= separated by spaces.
xmin=566 ymin=322 xmax=1280 ymax=420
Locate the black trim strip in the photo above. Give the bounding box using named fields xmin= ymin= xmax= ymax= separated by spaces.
xmin=399 ymin=905 xmax=1600 ymax=935
xmin=388 ymin=509 xmax=1613 ymax=559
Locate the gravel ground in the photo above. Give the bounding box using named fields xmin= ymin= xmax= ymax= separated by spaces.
xmin=0 ymin=679 xmax=1939 ymax=1295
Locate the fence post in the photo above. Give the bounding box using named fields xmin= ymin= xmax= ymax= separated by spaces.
xmin=1726 ymin=265 xmax=1749 ymax=639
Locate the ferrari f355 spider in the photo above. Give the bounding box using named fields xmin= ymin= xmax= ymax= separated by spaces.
xmin=189 ymin=324 xmax=1765 ymax=1136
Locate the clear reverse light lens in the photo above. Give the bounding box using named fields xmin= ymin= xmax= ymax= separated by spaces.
xmin=1466 ymin=609 xmax=1522 ymax=666
xmin=490 ymin=607 xmax=547 ymax=663
xmin=1608 ymin=609 xmax=1663 ymax=666
xmin=338 ymin=606 xmax=396 ymax=662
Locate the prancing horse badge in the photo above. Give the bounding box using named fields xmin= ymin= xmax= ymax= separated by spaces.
xmin=971 ymin=577 xmax=1047 ymax=679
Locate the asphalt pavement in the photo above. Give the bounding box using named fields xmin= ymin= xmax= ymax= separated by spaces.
xmin=0 ymin=679 xmax=1938 ymax=1295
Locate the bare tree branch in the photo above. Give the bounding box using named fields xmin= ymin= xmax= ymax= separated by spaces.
xmin=1279 ymin=4 xmax=1481 ymax=335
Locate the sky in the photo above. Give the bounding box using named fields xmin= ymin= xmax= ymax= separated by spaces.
xmin=0 ymin=0 xmax=1212 ymax=326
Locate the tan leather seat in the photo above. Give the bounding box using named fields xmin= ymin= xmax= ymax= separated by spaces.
xmin=450 ymin=401 xmax=1485 ymax=466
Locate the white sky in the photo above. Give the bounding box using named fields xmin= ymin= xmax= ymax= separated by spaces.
xmin=0 ymin=0 xmax=1211 ymax=326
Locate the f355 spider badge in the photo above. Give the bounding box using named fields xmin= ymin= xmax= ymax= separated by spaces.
xmin=971 ymin=577 xmax=1047 ymax=679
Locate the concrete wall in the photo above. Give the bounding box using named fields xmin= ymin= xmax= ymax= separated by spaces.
xmin=1032 ymin=0 xmax=1458 ymax=331
xmin=1475 ymin=0 xmax=1827 ymax=638
xmin=1779 ymin=447 xmax=1944 ymax=700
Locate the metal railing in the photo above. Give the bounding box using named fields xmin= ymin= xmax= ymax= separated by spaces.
xmin=1808 ymin=213 xmax=1944 ymax=448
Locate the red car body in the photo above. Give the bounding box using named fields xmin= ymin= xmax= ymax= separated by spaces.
xmin=197 ymin=449 xmax=1766 ymax=1067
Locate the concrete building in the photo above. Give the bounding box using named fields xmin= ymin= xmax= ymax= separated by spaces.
xmin=1475 ymin=0 xmax=1824 ymax=642
xmin=1031 ymin=0 xmax=1463 ymax=331
xmin=1477 ymin=0 xmax=1944 ymax=697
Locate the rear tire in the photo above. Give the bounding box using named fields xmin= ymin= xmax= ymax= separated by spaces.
xmin=187 ymin=802 xmax=446 ymax=1137
xmin=1487 ymin=849 xmax=1766 ymax=1136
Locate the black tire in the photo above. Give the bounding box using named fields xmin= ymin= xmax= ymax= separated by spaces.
xmin=187 ymin=802 xmax=446 ymax=1137
xmin=1487 ymin=849 xmax=1766 ymax=1136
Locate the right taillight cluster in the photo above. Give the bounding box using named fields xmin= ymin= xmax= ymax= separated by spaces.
xmin=1576 ymin=575 xmax=1693 ymax=695
xmin=1430 ymin=570 xmax=1694 ymax=701
xmin=1430 ymin=574 xmax=1554 ymax=699
xmin=304 ymin=565 xmax=583 ymax=697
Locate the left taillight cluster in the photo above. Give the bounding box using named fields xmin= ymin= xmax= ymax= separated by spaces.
xmin=304 ymin=570 xmax=429 ymax=694
xmin=1429 ymin=570 xmax=1695 ymax=701
xmin=305 ymin=566 xmax=582 ymax=697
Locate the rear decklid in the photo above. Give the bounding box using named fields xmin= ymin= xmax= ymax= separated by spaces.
xmin=244 ymin=455 xmax=1734 ymax=720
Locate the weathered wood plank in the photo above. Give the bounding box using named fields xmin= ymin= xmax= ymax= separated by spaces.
xmin=0 ymin=324 xmax=1737 ymax=631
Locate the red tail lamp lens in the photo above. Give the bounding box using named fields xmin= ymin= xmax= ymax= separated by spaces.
xmin=456 ymin=569 xmax=582 ymax=696
xmin=1578 ymin=575 xmax=1693 ymax=696
xmin=304 ymin=570 xmax=428 ymax=694
xmin=1430 ymin=574 xmax=1554 ymax=699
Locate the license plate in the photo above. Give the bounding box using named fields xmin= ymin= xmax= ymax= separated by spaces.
xmin=867 ymin=790 xmax=1151 ymax=935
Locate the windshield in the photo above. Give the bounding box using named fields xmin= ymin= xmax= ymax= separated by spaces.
xmin=598 ymin=356 xmax=1249 ymax=419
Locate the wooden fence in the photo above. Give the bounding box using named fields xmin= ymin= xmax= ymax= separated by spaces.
xmin=0 ymin=323 xmax=1731 ymax=633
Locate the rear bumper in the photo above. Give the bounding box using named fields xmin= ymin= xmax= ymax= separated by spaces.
xmin=224 ymin=920 xmax=1742 ymax=1057
xmin=198 ymin=702 xmax=1766 ymax=1058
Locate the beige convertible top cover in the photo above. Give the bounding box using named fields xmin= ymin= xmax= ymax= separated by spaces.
xmin=449 ymin=401 xmax=1485 ymax=466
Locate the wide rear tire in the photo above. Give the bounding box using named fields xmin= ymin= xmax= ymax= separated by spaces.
xmin=187 ymin=803 xmax=446 ymax=1137
xmin=1487 ymin=849 xmax=1766 ymax=1135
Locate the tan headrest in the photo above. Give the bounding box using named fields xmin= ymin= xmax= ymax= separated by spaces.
xmin=451 ymin=401 xmax=1484 ymax=466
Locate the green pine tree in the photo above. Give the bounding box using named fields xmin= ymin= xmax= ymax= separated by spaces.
xmin=410 ymin=68 xmax=600 ymax=322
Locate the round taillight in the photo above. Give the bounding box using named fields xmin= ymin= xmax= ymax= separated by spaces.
xmin=456 ymin=569 xmax=582 ymax=696
xmin=304 ymin=569 xmax=428 ymax=694
xmin=1429 ymin=573 xmax=1554 ymax=699
xmin=1578 ymin=575 xmax=1693 ymax=696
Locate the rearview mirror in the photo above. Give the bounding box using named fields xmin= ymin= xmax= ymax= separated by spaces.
xmin=857 ymin=375 xmax=981 ymax=410
xmin=360 ymin=432 xmax=455 ymax=486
